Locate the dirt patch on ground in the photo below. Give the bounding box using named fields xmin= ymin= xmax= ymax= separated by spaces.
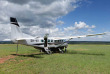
xmin=0 ymin=55 xmax=16 ymax=64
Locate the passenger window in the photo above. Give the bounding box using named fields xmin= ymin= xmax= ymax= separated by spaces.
xmin=51 ymin=40 xmax=53 ymax=42
xmin=41 ymin=40 xmax=44 ymax=42
xmin=48 ymin=39 xmax=50 ymax=42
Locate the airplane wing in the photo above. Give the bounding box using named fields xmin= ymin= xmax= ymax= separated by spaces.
xmin=69 ymin=33 xmax=106 ymax=38
xmin=54 ymin=33 xmax=106 ymax=41
xmin=16 ymin=37 xmax=34 ymax=41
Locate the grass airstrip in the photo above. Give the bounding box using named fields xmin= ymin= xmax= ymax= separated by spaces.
xmin=0 ymin=44 xmax=110 ymax=74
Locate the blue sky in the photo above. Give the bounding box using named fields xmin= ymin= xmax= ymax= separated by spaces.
xmin=58 ymin=0 xmax=110 ymax=33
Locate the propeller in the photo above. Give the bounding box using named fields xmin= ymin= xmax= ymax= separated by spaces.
xmin=44 ymin=33 xmax=49 ymax=47
xmin=44 ymin=33 xmax=52 ymax=54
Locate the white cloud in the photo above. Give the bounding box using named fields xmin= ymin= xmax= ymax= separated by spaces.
xmin=91 ymin=25 xmax=96 ymax=28
xmin=64 ymin=26 xmax=75 ymax=31
xmin=0 ymin=0 xmax=79 ymax=27
xmin=64 ymin=21 xmax=96 ymax=32
xmin=75 ymin=21 xmax=87 ymax=29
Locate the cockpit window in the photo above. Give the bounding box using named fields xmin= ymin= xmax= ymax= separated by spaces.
xmin=36 ymin=40 xmax=39 ymax=42
xmin=31 ymin=39 xmax=34 ymax=42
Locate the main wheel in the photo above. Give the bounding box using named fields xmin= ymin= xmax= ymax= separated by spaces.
xmin=46 ymin=49 xmax=52 ymax=54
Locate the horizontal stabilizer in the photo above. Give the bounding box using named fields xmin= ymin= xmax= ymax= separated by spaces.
xmin=16 ymin=38 xmax=34 ymax=41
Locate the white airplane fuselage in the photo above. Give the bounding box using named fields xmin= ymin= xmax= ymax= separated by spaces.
xmin=13 ymin=37 xmax=68 ymax=50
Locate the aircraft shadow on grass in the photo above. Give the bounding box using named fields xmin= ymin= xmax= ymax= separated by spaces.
xmin=66 ymin=50 xmax=105 ymax=56
xmin=11 ymin=53 xmax=44 ymax=58
xmin=11 ymin=50 xmax=105 ymax=58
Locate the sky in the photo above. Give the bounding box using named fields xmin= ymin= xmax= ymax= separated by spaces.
xmin=0 ymin=0 xmax=110 ymax=41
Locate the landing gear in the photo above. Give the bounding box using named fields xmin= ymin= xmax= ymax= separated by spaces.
xmin=44 ymin=47 xmax=52 ymax=54
xmin=64 ymin=47 xmax=67 ymax=52
xmin=43 ymin=47 xmax=67 ymax=54
xmin=58 ymin=47 xmax=67 ymax=53
xmin=58 ymin=48 xmax=64 ymax=53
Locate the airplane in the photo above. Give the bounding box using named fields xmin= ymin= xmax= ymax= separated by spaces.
xmin=10 ymin=17 xmax=106 ymax=54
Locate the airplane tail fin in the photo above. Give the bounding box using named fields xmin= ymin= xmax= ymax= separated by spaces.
xmin=10 ymin=17 xmax=23 ymax=42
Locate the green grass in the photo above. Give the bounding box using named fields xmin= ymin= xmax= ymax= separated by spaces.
xmin=0 ymin=44 xmax=110 ymax=74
